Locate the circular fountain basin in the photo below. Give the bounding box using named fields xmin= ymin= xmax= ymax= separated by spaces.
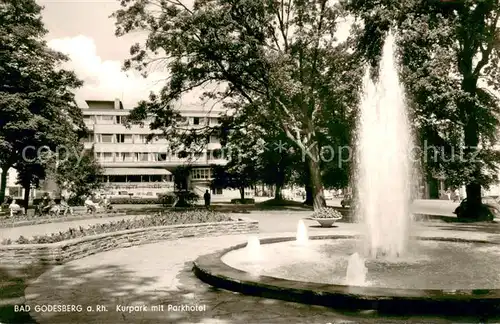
xmin=193 ymin=235 xmax=500 ymax=315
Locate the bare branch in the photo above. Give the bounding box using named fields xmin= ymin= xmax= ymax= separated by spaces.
xmin=473 ymin=4 xmax=500 ymax=77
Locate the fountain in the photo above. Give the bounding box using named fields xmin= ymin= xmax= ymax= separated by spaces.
xmin=345 ymin=253 xmax=367 ymax=286
xmin=296 ymin=220 xmax=309 ymax=245
xmin=246 ymin=236 xmax=261 ymax=258
xmin=355 ymin=31 xmax=413 ymax=259
xmin=194 ymin=32 xmax=500 ymax=316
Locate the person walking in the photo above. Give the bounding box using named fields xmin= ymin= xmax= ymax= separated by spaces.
xmin=204 ymin=189 xmax=211 ymax=208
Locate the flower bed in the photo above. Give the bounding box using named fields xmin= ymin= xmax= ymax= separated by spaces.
xmin=311 ymin=207 xmax=343 ymax=219
xmin=0 ymin=212 xmax=129 ymax=228
xmin=1 ymin=211 xmax=232 ymax=245
xmin=0 ymin=212 xmax=258 ymax=268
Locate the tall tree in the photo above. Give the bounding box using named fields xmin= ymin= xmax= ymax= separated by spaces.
xmin=114 ymin=0 xmax=362 ymax=210
xmin=49 ymin=147 xmax=103 ymax=205
xmin=218 ymin=102 xmax=297 ymax=200
xmin=347 ymin=0 xmax=500 ymax=219
xmin=0 ymin=0 xmax=85 ymax=206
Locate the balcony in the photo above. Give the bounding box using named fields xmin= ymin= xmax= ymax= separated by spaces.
xmin=102 ymin=182 xmax=175 ymax=190
xmin=98 ymin=156 xmax=227 ymax=168
xmin=93 ymin=143 xmax=169 ymax=153
xmin=93 ymin=124 xmax=163 ymax=135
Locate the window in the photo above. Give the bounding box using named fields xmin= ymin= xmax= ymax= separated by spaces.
xmin=127 ymin=175 xmax=141 ymax=182
xmin=193 ymin=117 xmax=200 ymax=125
xmin=210 ymin=117 xmax=219 ymax=125
xmin=208 ymin=149 xmax=222 ymax=160
xmin=100 ymin=134 xmax=113 ymax=143
xmin=120 ymin=153 xmax=133 ymax=161
xmin=193 ymin=151 xmax=203 ymax=159
xmin=135 ymin=153 xmax=149 ymax=161
xmin=115 ymin=116 xmax=127 ymax=125
xmin=150 ymin=175 xmax=162 ymax=182
xmin=134 ymin=135 xmax=144 ymax=144
xmin=97 ymin=115 xmax=114 ymax=124
xmin=116 ymin=134 xmax=125 ymax=143
xmin=103 ymin=152 xmax=113 ymax=162
xmin=124 ymin=134 xmax=133 ymax=143
xmin=192 ymin=168 xmax=211 ymax=180
xmin=157 ymin=153 xmax=168 ymax=161
xmin=177 ymin=151 xmax=189 ymax=159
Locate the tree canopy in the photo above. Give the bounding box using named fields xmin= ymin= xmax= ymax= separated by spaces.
xmin=0 ymin=0 xmax=94 ymax=206
xmin=114 ymin=0 xmax=363 ymax=210
xmin=347 ymin=0 xmax=500 ymax=218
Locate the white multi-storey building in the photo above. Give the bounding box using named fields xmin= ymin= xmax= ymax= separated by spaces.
xmin=82 ymin=99 xmax=232 ymax=198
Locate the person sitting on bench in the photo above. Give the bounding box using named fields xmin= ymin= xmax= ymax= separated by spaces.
xmin=9 ymin=199 xmax=23 ymax=217
xmin=39 ymin=194 xmax=53 ymax=216
xmin=84 ymin=196 xmax=97 ymax=214
xmin=59 ymin=196 xmax=73 ymax=216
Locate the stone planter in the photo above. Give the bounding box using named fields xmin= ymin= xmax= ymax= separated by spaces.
xmin=310 ymin=217 xmax=340 ymax=227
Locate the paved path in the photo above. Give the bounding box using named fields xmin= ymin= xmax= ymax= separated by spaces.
xmin=23 ymin=220 xmax=500 ymax=324
xmin=0 ymin=200 xmax=459 ymax=242
xmin=0 ymin=200 xmax=477 ymax=323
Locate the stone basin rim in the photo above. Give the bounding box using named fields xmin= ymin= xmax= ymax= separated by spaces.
xmin=193 ymin=234 xmax=500 ymax=314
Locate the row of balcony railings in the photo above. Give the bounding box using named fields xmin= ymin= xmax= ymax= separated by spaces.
xmin=83 ymin=116 xmax=221 ymax=127
xmin=96 ymin=154 xmax=225 ymax=163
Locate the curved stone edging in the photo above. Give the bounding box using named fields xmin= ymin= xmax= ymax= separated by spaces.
xmin=0 ymin=217 xmax=258 ymax=268
xmin=193 ymin=235 xmax=500 ymax=315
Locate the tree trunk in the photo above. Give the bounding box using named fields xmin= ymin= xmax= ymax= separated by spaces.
xmin=274 ymin=162 xmax=286 ymax=201
xmin=22 ymin=181 xmax=30 ymax=210
xmin=307 ymin=144 xmax=326 ymax=211
xmin=0 ymin=165 xmax=9 ymax=204
xmin=460 ymin=76 xmax=485 ymax=219
xmin=303 ymin=158 xmax=313 ymax=205
xmin=275 ymin=184 xmax=283 ymax=200
xmin=239 ymin=187 xmax=245 ymax=201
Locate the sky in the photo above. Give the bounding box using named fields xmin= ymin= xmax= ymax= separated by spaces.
xmin=37 ymin=0 xmax=351 ymax=110
xmin=38 ymin=0 xmax=167 ymax=109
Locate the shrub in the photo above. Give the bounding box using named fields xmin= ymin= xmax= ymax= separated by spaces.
xmin=2 ymin=210 xmax=233 ymax=245
xmin=158 ymin=193 xmax=176 ymax=207
xmin=230 ymin=198 xmax=255 ymax=204
xmin=311 ymin=207 xmax=343 ymax=219
xmin=108 ymin=197 xmax=162 ymax=205
xmin=174 ymin=191 xmax=200 ymax=207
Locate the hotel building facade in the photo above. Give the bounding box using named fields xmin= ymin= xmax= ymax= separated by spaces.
xmin=81 ymin=98 xmax=245 ymax=199
xmin=0 ymin=98 xmax=253 ymax=201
